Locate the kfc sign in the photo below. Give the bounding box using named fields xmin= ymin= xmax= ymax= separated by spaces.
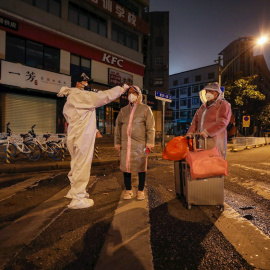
xmin=102 ymin=53 xmax=124 ymax=67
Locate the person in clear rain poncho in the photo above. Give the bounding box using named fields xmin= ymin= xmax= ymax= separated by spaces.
xmin=57 ymin=74 xmax=129 ymax=209
xmin=114 ymin=85 xmax=155 ymax=200
xmin=187 ymin=82 xmax=232 ymax=158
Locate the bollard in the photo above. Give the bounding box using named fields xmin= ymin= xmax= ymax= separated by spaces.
xmin=61 ymin=148 xmax=65 ymax=161
xmin=5 ymin=147 xmax=11 ymax=164
xmin=94 ymin=146 xmax=99 ymax=159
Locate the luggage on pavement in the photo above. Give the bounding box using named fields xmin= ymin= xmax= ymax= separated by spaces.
xmin=174 ymin=134 xmax=224 ymax=210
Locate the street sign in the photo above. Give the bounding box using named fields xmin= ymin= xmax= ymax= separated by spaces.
xmin=155 ymin=91 xmax=172 ymax=102
xmin=243 ymin=115 xmax=250 ymax=127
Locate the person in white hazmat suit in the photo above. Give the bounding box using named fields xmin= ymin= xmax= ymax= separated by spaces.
xmin=57 ymin=74 xmax=129 ymax=209
xmin=187 ymin=82 xmax=232 ymax=158
xmin=114 ymin=85 xmax=155 ymax=200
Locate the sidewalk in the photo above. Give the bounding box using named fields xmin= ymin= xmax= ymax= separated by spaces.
xmin=0 ymin=144 xmax=163 ymax=174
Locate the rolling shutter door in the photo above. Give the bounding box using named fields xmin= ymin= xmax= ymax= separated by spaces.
xmin=3 ymin=93 xmax=56 ymax=134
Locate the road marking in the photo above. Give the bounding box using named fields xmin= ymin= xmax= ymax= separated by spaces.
xmin=231 ymin=163 xmax=270 ymax=175
xmin=201 ymin=203 xmax=270 ymax=269
xmin=0 ymin=173 xmax=55 ymax=202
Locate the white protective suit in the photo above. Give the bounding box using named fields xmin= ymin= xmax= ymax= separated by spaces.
xmin=187 ymin=83 xmax=232 ymax=158
xmin=57 ymin=85 xmax=126 ymax=209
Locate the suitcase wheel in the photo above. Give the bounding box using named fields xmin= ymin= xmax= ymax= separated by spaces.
xmin=185 ymin=203 xmax=191 ymax=210
xmin=219 ymin=205 xmax=224 ymax=211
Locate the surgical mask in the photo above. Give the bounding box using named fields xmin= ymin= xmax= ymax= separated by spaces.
xmin=205 ymin=92 xmax=215 ymax=101
xmin=128 ymin=93 xmax=137 ymax=103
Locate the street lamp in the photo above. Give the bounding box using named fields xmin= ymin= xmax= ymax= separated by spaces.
xmin=216 ymin=36 xmax=268 ymax=85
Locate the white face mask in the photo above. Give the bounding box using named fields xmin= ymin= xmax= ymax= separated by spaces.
xmin=128 ymin=93 xmax=138 ymax=103
xmin=205 ymin=92 xmax=215 ymax=101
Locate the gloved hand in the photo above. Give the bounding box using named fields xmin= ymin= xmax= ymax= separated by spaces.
xmin=200 ymin=131 xmax=208 ymax=138
xmin=146 ymin=145 xmax=154 ymax=151
xmin=115 ymin=144 xmax=121 ymax=151
xmin=122 ymin=84 xmax=130 ymax=93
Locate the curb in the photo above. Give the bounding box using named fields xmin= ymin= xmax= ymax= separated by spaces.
xmin=0 ymin=154 xmax=163 ymax=174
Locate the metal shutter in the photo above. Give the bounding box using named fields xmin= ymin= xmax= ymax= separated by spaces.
xmin=3 ymin=93 xmax=56 ymax=134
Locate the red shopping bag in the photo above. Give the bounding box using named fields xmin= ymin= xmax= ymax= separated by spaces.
xmin=185 ymin=146 xmax=228 ymax=179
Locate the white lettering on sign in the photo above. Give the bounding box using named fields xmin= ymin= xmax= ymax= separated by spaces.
xmin=102 ymin=0 xmax=112 ymax=12
xmin=128 ymin=12 xmax=136 ymax=26
xmin=102 ymin=53 xmax=124 ymax=67
xmin=116 ymin=5 xmax=125 ymax=18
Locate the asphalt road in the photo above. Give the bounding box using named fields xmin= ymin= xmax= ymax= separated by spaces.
xmin=0 ymin=146 xmax=270 ymax=269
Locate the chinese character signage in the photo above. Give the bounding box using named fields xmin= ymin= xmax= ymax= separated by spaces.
xmin=1 ymin=61 xmax=71 ymax=93
xmin=87 ymin=0 xmax=149 ymax=35
xmin=0 ymin=15 xmax=18 ymax=30
xmin=155 ymin=91 xmax=172 ymax=102
xmin=109 ymin=69 xmax=133 ymax=86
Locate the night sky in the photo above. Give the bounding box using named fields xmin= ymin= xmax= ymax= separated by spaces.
xmin=150 ymin=0 xmax=270 ymax=75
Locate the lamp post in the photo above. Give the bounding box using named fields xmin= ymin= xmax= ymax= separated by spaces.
xmin=216 ymin=36 xmax=268 ymax=85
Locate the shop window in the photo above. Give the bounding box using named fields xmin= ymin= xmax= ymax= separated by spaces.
xmin=44 ymin=46 xmax=60 ymax=73
xmin=180 ymin=111 xmax=187 ymax=118
xmin=192 ymin=97 xmax=200 ymax=105
xmin=70 ymin=54 xmax=91 ymax=79
xmin=154 ymin=78 xmax=163 ymax=86
xmin=68 ymin=3 xmax=107 ymax=38
xmin=173 ymin=80 xmax=178 ymax=86
xmin=155 ymin=58 xmax=163 ymax=65
xmin=192 ymin=85 xmax=199 ymax=93
xmin=208 ymin=72 xmax=215 ymax=79
xmin=26 ymin=40 xmax=43 ymax=69
xmin=6 ymin=35 xmax=26 ymax=64
xmin=180 ymin=88 xmax=187 ymax=95
xmin=112 ymin=23 xmax=138 ymax=51
xmin=22 ymin=0 xmax=61 ymax=17
xmin=6 ymin=34 xmax=60 ymax=73
xmin=180 ymin=99 xmax=187 ymax=106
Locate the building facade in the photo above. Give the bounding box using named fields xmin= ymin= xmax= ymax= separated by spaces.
xmin=219 ymin=36 xmax=270 ymax=96
xmin=143 ymin=11 xmax=169 ymax=132
xmin=0 ymin=0 xmax=149 ymax=134
xmin=169 ymin=64 xmax=219 ymax=135
xmin=219 ymin=36 xmax=270 ymax=133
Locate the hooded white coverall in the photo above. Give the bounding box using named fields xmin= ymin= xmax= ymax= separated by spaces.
xmin=187 ymin=86 xmax=231 ymax=158
xmin=58 ymin=86 xmax=125 ymax=209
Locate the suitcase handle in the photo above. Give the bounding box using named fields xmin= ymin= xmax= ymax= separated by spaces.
xmin=186 ymin=133 xmax=207 ymax=150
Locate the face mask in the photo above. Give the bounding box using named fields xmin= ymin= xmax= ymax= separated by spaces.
xmin=205 ymin=92 xmax=215 ymax=101
xmin=128 ymin=93 xmax=137 ymax=103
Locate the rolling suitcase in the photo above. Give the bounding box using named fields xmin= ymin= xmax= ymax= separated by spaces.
xmin=175 ymin=135 xmax=224 ymax=210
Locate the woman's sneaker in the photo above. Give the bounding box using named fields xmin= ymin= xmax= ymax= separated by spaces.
xmin=137 ymin=191 xmax=145 ymax=200
xmin=123 ymin=190 xmax=133 ymax=200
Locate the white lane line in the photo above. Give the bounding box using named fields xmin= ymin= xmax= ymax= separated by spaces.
xmin=0 ymin=173 xmax=56 ymax=202
xmin=231 ymin=163 xmax=270 ymax=175
xmin=201 ymin=204 xmax=270 ymax=269
xmin=228 ymin=177 xmax=270 ymax=200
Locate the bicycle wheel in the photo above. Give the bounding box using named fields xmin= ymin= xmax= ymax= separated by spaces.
xmin=25 ymin=141 xmax=42 ymax=161
xmin=47 ymin=141 xmax=64 ymax=161
xmin=0 ymin=142 xmax=17 ymax=159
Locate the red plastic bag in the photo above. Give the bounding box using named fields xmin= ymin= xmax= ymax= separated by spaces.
xmin=162 ymin=136 xmax=189 ymax=161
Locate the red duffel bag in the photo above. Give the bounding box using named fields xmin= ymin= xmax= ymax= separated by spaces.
xmin=185 ymin=146 xmax=228 ymax=179
xmin=162 ymin=136 xmax=189 ymax=161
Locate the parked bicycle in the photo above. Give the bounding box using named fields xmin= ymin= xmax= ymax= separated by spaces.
xmin=0 ymin=122 xmax=41 ymax=162
xmin=27 ymin=125 xmax=65 ymax=161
